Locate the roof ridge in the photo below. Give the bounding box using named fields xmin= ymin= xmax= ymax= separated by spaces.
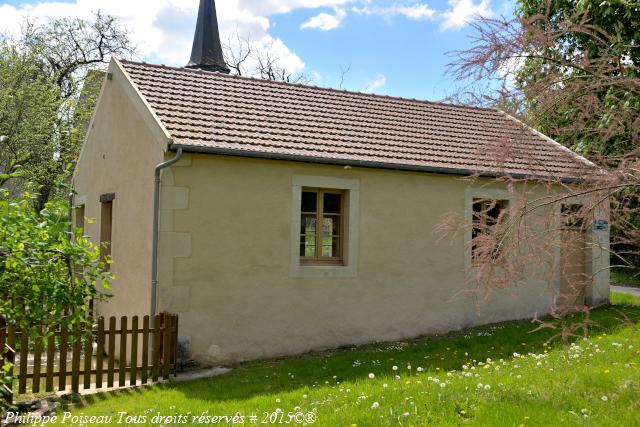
xmin=118 ymin=58 xmax=498 ymax=114
xmin=117 ymin=58 xmax=599 ymax=181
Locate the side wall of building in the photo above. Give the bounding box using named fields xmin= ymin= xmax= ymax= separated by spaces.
xmin=157 ymin=153 xmax=610 ymax=364
xmin=73 ymin=60 xmax=167 ymax=320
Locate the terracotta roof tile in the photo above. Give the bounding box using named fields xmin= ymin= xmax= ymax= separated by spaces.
xmin=119 ymin=59 xmax=596 ymax=180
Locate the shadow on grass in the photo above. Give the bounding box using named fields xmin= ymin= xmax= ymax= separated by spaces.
xmin=71 ymin=304 xmax=640 ymax=407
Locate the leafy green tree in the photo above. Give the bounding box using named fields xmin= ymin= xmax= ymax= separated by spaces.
xmin=0 ymin=186 xmax=113 ymax=403
xmin=516 ymin=0 xmax=640 ymax=157
xmin=0 ymin=190 xmax=112 ymax=329
xmin=0 ymin=12 xmax=135 ymax=211
xmin=0 ymin=42 xmax=60 ymax=192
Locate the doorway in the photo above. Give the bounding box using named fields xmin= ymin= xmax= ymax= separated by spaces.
xmin=558 ymin=204 xmax=587 ymax=311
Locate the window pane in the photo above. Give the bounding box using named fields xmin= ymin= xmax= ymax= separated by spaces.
xmin=323 ymin=192 xmax=342 ymax=214
xmin=322 ymin=216 xmax=340 ymax=236
xmin=302 ymin=191 xmax=317 ymax=213
xmin=473 ymin=199 xmax=507 ymax=226
xmin=300 ymin=236 xmax=316 ymax=257
xmin=561 ymin=204 xmax=585 ymax=229
xmin=301 ymin=214 xmax=317 ymax=235
xmin=321 ymin=236 xmax=340 ymax=257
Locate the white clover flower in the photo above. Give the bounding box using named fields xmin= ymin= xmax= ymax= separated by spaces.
xmin=303 ymin=394 xmax=308 ymax=399
xmin=484 ymin=384 xmax=491 ymax=391
xmin=369 ymin=373 xmax=375 ymax=379
xmin=516 ymin=375 xmax=522 ymax=379
xmin=601 ymin=395 xmax=608 ymax=402
xmin=477 ymin=383 xmax=483 ymax=389
xmin=392 ymin=366 xmax=398 ymax=371
xmin=276 ymin=398 xmax=281 ymax=403
xmin=440 ymin=383 xmax=446 ymax=388
xmin=383 ymin=383 xmax=388 ymax=388
xmin=403 ymin=412 xmax=410 ymax=417
xmin=395 ymin=375 xmax=401 ymax=380
xmin=407 ymin=365 xmax=412 ymax=370
xmin=371 ymin=402 xmax=380 ymax=409
xmin=581 ymin=409 xmax=588 ymax=415
xmin=417 ymin=367 xmax=424 ymax=372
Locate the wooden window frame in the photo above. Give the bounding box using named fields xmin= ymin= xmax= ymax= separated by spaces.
xmin=300 ymin=188 xmax=345 ymax=266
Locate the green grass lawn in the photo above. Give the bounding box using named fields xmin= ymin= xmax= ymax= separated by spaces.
xmin=609 ymin=291 xmax=640 ymax=306
xmin=611 ymin=269 xmax=640 ymax=287
xmin=38 ymin=296 xmax=640 ymax=426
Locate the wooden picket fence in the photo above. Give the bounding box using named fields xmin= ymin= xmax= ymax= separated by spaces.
xmin=0 ymin=314 xmax=178 ymax=404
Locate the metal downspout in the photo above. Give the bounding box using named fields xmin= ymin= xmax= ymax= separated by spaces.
xmin=151 ymin=147 xmax=183 ymax=318
xmin=68 ymin=192 xmax=74 ymax=236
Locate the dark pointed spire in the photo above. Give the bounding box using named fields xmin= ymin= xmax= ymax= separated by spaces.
xmin=186 ymin=0 xmax=230 ymax=73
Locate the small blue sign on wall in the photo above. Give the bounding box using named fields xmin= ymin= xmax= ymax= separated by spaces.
xmin=594 ymin=220 xmax=609 ymax=231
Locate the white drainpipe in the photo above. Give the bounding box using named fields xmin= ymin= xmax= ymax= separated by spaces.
xmin=151 ymin=147 xmax=183 ymax=318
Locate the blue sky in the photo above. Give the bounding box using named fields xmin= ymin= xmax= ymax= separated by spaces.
xmin=0 ymin=0 xmax=516 ymax=101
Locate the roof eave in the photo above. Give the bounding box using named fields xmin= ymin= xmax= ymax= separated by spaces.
xmin=169 ymin=143 xmax=586 ymax=184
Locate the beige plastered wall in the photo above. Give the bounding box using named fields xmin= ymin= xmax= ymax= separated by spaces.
xmin=157 ymin=153 xmax=610 ymax=364
xmin=73 ymin=59 xmax=168 ymax=321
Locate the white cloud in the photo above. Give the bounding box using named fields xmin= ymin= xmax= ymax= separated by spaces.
xmin=353 ymin=3 xmax=436 ymax=21
xmin=363 ymin=73 xmax=387 ymax=93
xmin=440 ymin=0 xmax=493 ymax=31
xmin=497 ymin=54 xmax=524 ymax=89
xmin=301 ymin=8 xmax=347 ymax=31
xmin=0 ymin=0 xmax=359 ymax=73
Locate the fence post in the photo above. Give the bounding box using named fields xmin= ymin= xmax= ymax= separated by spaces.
xmin=107 ymin=317 xmax=116 ymax=388
xmin=59 ymin=325 xmax=69 ymax=392
xmin=96 ymin=317 xmax=105 ymax=390
xmin=83 ymin=325 xmax=94 ymax=390
xmin=18 ymin=329 xmax=28 ymax=394
xmin=152 ymin=315 xmax=161 ymax=382
xmin=130 ymin=316 xmax=138 ymax=387
xmin=141 ymin=316 xmax=149 ymax=385
xmin=0 ymin=316 xmax=12 ymax=404
xmin=162 ymin=315 xmax=171 ymax=380
xmin=119 ymin=316 xmax=127 ymax=387
xmin=71 ymin=325 xmax=81 ymax=393
xmin=173 ymin=315 xmax=179 ymax=377
xmin=45 ymin=328 xmax=55 ymax=392
xmin=5 ymin=323 xmax=16 ymax=405
xmin=32 ymin=326 xmax=43 ymax=393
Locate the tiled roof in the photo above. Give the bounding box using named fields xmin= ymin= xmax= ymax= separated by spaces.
xmin=119 ymin=59 xmax=596 ymax=180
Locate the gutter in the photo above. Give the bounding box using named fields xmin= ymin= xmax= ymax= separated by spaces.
xmin=151 ymin=146 xmax=183 ymax=319
xmin=170 ymin=143 xmax=585 ymax=184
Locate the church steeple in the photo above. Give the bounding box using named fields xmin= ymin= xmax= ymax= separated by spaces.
xmin=186 ymin=0 xmax=230 ymax=73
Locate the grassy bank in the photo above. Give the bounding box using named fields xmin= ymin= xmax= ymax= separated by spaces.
xmin=29 ymin=297 xmax=640 ymax=426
